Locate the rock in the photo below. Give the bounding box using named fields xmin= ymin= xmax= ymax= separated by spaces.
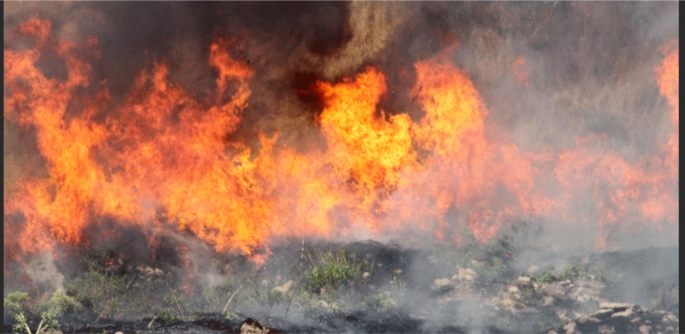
xmin=271 ymin=280 xmax=295 ymax=295
xmin=527 ymin=265 xmax=541 ymax=274
xmin=638 ymin=324 xmax=651 ymax=334
xmin=563 ymin=321 xmax=579 ymax=334
xmin=115 ymin=332 xmax=124 ymax=334
xmin=611 ymin=308 xmax=632 ymax=318
xmin=542 ymin=296 xmax=555 ymax=306
xmin=663 ymin=314 xmax=678 ymax=323
xmin=433 ymin=278 xmax=451 ymax=289
xmin=597 ymin=325 xmax=615 ymax=334
xmin=590 ymin=308 xmax=615 ymax=319
xmin=508 ymin=286 xmax=520 ymax=293
xmin=456 ymin=268 xmax=478 ymax=281
xmin=599 ymin=302 xmax=633 ymax=310
xmin=241 ymin=318 xmax=270 ymax=334
xmin=576 ymin=316 xmax=589 ymax=324
xmin=516 ymin=276 xmax=532 ymax=286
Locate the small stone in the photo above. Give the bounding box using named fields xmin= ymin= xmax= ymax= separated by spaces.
xmin=363 ymin=272 xmax=371 ymax=279
xmin=587 ymin=317 xmax=601 ymax=323
xmin=631 ymin=317 xmax=642 ymax=323
xmin=527 ymin=265 xmax=541 ymax=274
xmin=591 ymin=309 xmax=615 ymax=319
xmin=517 ymin=276 xmax=532 ymax=284
xmin=464 ymin=268 xmax=478 ymax=280
xmin=241 ymin=318 xmax=270 ymax=334
xmin=433 ymin=278 xmax=452 ymax=289
xmin=394 ymin=269 xmax=402 ymax=274
xmin=663 ymin=314 xmax=678 ymax=323
xmin=563 ymin=321 xmax=578 ymax=334
xmin=611 ymin=309 xmax=633 ymax=318
xmin=115 ymin=332 xmax=124 ymax=334
xmin=576 ymin=316 xmax=589 ymax=324
xmin=597 ymin=325 xmax=615 ymax=334
xmin=271 ymin=280 xmax=295 ymax=295
xmin=508 ymin=286 xmax=520 ymax=293
xmin=599 ymin=302 xmax=633 ymax=310
xmin=542 ymin=296 xmax=555 ymax=306
xmin=639 ymin=325 xmax=651 ymax=334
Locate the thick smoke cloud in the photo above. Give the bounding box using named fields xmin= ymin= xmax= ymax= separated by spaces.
xmin=3 ymin=3 xmax=678 ymax=325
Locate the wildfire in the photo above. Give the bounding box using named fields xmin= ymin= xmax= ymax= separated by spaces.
xmin=3 ymin=17 xmax=679 ymax=268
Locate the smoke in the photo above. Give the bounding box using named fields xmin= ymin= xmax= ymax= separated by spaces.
xmin=3 ymin=2 xmax=678 ymax=330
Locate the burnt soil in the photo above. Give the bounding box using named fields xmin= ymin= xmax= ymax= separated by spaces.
xmin=2 ymin=242 xmax=678 ymax=333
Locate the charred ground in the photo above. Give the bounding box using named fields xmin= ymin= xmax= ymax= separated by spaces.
xmin=3 ymin=234 xmax=678 ymax=334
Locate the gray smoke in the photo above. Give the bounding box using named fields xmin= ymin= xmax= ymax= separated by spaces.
xmin=3 ymin=2 xmax=678 ymax=331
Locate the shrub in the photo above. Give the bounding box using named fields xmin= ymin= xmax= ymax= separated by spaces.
xmin=4 ymin=290 xmax=77 ymax=334
xmin=305 ymin=249 xmax=371 ymax=294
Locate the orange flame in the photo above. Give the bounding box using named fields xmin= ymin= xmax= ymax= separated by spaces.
xmin=3 ymin=18 xmax=679 ymax=266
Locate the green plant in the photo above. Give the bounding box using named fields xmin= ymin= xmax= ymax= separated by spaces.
xmin=4 ymin=290 xmax=77 ymax=334
xmin=362 ymin=291 xmax=396 ymax=311
xmin=68 ymin=268 xmax=133 ymax=321
xmin=304 ymin=249 xmax=371 ymax=295
xmin=225 ymin=311 xmax=240 ymax=321
xmin=534 ymin=270 xmax=555 ymax=283
xmin=559 ymin=264 xmax=586 ymax=281
xmin=158 ymin=308 xmax=178 ymax=322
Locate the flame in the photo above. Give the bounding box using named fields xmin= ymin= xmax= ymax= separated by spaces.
xmin=513 ymin=56 xmax=532 ymax=85
xmin=3 ymin=18 xmax=679 ymax=268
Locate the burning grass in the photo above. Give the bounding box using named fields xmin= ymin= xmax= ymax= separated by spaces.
xmin=3 ymin=3 xmax=679 ymax=333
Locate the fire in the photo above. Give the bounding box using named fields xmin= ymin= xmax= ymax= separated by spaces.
xmin=3 ymin=17 xmax=679 ymax=269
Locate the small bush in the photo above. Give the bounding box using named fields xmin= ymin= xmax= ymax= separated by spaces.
xmin=305 ymin=249 xmax=371 ymax=294
xmin=534 ymin=270 xmax=555 ymax=283
xmin=4 ymin=290 xmax=77 ymax=334
xmin=559 ymin=264 xmax=586 ymax=281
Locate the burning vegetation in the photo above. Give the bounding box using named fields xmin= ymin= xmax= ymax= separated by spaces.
xmin=3 ymin=2 xmax=679 ymax=333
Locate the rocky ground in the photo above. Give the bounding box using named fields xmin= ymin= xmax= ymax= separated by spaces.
xmin=3 ymin=242 xmax=678 ymax=334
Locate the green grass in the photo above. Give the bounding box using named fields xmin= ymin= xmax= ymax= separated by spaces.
xmin=558 ymin=264 xmax=586 ymax=281
xmin=534 ymin=270 xmax=555 ymax=283
xmin=304 ymin=249 xmax=371 ymax=294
